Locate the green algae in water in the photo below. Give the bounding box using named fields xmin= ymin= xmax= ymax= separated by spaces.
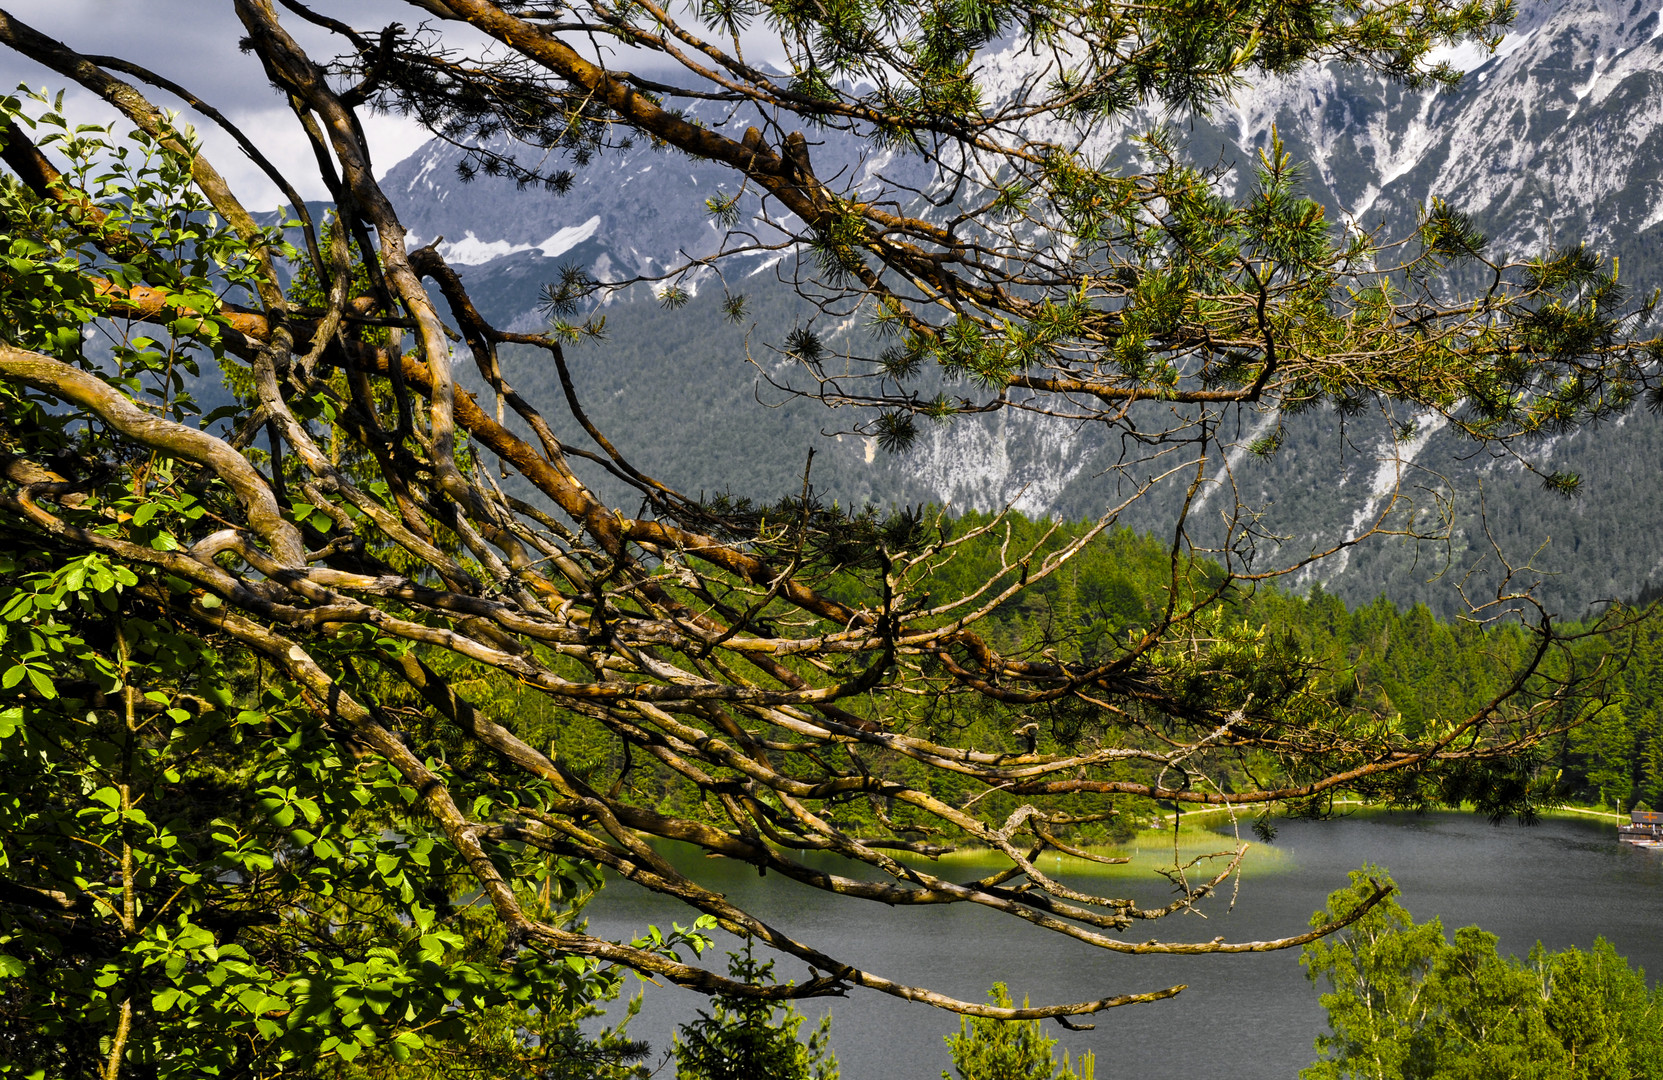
xmin=903 ymin=820 xmax=1292 ymax=880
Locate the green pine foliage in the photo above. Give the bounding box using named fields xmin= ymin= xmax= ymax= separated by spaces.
xmin=1553 ymin=617 xmax=1663 ymax=813
xmin=942 ymin=984 xmax=1095 ymax=1080
xmin=673 ymin=944 xmax=839 ymax=1080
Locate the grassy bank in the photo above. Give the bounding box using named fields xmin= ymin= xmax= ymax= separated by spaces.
xmin=905 ymin=819 xmax=1292 ymax=880
xmin=1543 ymin=803 xmax=1627 ymax=824
xmin=687 ymin=801 xmax=1623 ymax=887
xmin=1154 ymin=799 xmax=1630 ymax=827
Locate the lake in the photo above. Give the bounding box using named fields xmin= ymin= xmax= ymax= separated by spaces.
xmin=581 ymin=811 xmax=1663 ymax=1078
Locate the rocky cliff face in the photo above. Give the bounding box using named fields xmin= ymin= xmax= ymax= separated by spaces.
xmin=1228 ymin=0 xmax=1663 ymax=262
xmin=383 ymin=0 xmax=1663 ymax=615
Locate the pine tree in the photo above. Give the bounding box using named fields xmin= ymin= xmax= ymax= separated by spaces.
xmin=675 ymin=945 xmax=839 ymax=1080
xmin=943 ymin=985 xmax=1095 ymax=1080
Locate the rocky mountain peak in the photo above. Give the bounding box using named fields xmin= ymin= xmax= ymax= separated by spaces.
xmin=381 ymin=0 xmax=1663 ymax=616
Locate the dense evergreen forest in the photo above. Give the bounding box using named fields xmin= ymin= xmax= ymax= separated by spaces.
xmin=480 ymin=511 xmax=1663 ymax=848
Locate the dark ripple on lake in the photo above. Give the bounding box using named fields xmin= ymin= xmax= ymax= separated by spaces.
xmin=582 ymin=812 xmax=1663 ymax=1079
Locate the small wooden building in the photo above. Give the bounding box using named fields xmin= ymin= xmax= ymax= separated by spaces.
xmin=1618 ymin=809 xmax=1663 ymax=845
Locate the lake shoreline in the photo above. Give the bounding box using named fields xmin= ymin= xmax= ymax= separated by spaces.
xmin=1151 ymin=799 xmax=1629 ymax=828
xmin=889 ymin=801 xmax=1627 ymax=873
xmin=665 ymin=801 xmax=1628 ymax=884
xmin=587 ymin=810 xmax=1663 ymax=1080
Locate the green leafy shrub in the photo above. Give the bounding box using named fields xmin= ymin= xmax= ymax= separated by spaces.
xmin=1303 ymin=866 xmax=1663 ymax=1080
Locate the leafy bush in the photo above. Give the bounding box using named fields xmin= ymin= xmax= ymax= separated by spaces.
xmin=1303 ymin=866 xmax=1663 ymax=1080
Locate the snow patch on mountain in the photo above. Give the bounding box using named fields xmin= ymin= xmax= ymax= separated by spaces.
xmin=1308 ymin=411 xmax=1451 ymax=584
xmin=1191 ymin=408 xmax=1280 ymax=520
xmin=539 ymin=216 xmax=602 ymax=258
xmin=1427 ymin=40 xmax=1495 ymax=75
xmin=437 ymin=231 xmax=534 ymax=264
xmin=404 ymin=154 xmax=442 ymax=193
xmin=412 ymin=215 xmax=605 ymax=265
xmin=1640 ymin=197 xmax=1663 ymax=234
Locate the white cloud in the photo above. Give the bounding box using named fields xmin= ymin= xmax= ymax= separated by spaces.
xmin=1 ymin=0 xmax=465 ymax=210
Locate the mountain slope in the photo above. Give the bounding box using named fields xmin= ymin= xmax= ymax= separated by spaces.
xmin=382 ymin=0 xmax=1663 ymax=617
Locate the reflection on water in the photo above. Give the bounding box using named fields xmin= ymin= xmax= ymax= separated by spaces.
xmin=583 ymin=812 xmax=1663 ymax=1079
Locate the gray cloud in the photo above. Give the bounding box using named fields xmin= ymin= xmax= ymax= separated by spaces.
xmin=2 ymin=2 xmax=791 ymax=208
xmin=1 ymin=2 xmax=463 ymax=206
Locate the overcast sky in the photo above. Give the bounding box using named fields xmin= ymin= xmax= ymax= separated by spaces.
xmin=1 ymin=2 xmax=484 ymax=208
xmin=2 ymin=0 xmax=1518 ymax=213
xmin=1 ymin=2 xmax=795 ymax=209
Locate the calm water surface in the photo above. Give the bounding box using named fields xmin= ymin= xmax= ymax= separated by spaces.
xmin=584 ymin=812 xmax=1663 ymax=1079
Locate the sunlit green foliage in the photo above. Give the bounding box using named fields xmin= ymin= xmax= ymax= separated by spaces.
xmin=942 ymin=984 xmax=1095 ymax=1080
xmin=0 ymin=101 xmax=654 ymax=1080
xmin=0 ymin=547 xmax=650 ymax=1078
xmin=1303 ymin=867 xmax=1663 ymax=1080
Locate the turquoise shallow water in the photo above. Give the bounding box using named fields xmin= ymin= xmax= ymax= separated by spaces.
xmin=582 ymin=811 xmax=1663 ymax=1079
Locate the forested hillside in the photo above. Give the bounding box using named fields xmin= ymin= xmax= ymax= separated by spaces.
xmin=469 ymin=277 xmax=1663 ymax=623
xmin=495 ymin=513 xmax=1663 ymax=844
